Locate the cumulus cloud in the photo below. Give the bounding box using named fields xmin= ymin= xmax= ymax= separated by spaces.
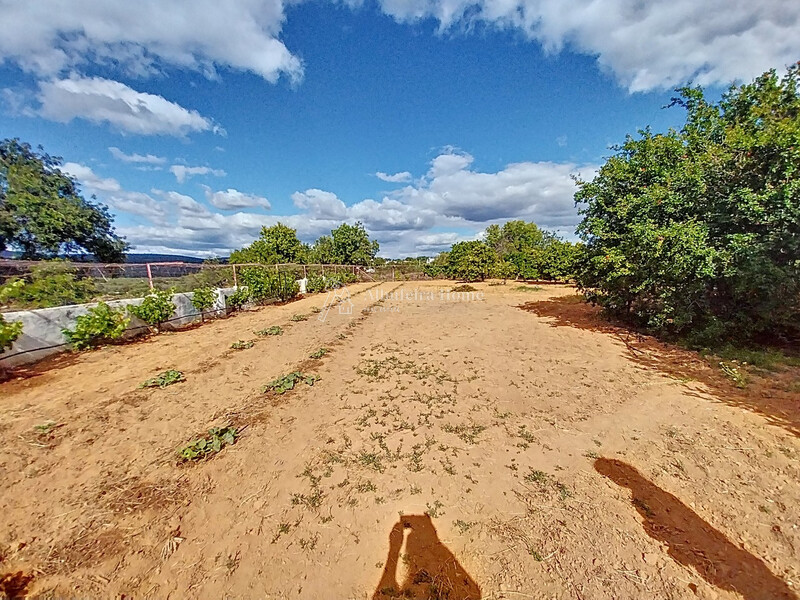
xmin=291 ymin=189 xmax=348 ymax=220
xmin=376 ymin=0 xmax=800 ymax=91
xmin=376 ymin=171 xmax=413 ymax=183
xmin=37 ymin=75 xmax=221 ymax=136
xmin=170 ymin=165 xmax=227 ymax=183
xmin=0 ymin=0 xmax=302 ymax=84
xmin=203 ymin=186 xmax=271 ymax=210
xmin=109 ymin=146 xmax=166 ymax=165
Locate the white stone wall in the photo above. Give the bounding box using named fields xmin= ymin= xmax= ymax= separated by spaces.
xmin=1 ymin=287 xmax=236 ymax=368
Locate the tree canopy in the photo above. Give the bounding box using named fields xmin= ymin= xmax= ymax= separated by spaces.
xmin=576 ymin=63 xmax=800 ymax=344
xmin=229 ymin=222 xmax=308 ymax=264
xmin=0 ymin=139 xmax=128 ymax=261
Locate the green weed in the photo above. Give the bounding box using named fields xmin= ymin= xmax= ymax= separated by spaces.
xmin=255 ymin=325 xmax=283 ymax=336
xmin=178 ymin=426 xmax=238 ymax=462
xmin=140 ymin=369 xmax=185 ymax=389
xmin=230 ymin=340 xmax=255 ymax=350
xmin=262 ymin=372 xmax=320 ymax=394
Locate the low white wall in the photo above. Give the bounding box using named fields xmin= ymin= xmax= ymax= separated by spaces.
xmin=1 ymin=287 xmax=236 ymax=369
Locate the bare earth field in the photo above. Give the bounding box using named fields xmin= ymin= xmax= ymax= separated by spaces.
xmin=1 ymin=281 xmax=798 ymax=599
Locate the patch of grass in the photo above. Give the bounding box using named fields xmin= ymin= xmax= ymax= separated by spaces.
xmin=255 ymin=325 xmax=283 ymax=336
xmin=262 ymin=372 xmax=320 ymax=394
xmin=524 ymin=469 xmax=548 ymax=485
xmin=410 ymin=484 xmax=422 ymax=495
xmin=291 ymin=488 xmax=324 ymax=510
xmin=33 ymin=420 xmax=59 ymax=434
xmin=290 ymin=314 xmax=308 ymax=322
xmin=517 ymin=425 xmax=536 ymax=443
xmin=714 ymin=345 xmax=800 ymax=371
xmin=425 ymin=500 xmax=445 ymax=518
xmin=310 ymin=347 xmax=329 ymax=359
xmin=140 ymin=369 xmax=185 ymax=389
xmin=356 ymin=480 xmax=377 ymax=493
xmin=451 ymin=284 xmax=477 ymax=292
xmin=514 ymin=285 xmax=544 ymax=292
xmin=357 ymin=451 xmax=385 ymax=473
xmin=309 ymin=306 xmax=322 ymax=314
xmin=454 ymin=519 xmax=473 ymax=534
xmin=441 ymin=423 xmax=486 ymax=444
xmin=230 ymin=339 xmax=255 ymax=350
xmin=178 ymin=426 xmax=238 ymax=462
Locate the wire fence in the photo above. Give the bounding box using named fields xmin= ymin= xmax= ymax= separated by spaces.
xmin=0 ymin=259 xmax=430 ymax=312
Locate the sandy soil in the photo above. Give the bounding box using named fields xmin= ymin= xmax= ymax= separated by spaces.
xmin=0 ymin=281 xmax=798 ymax=599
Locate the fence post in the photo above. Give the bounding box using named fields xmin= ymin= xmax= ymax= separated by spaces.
xmin=232 ymin=264 xmax=238 ymax=288
xmin=146 ymin=263 xmax=154 ymax=290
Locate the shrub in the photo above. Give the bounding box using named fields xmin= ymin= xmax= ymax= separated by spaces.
xmin=129 ymin=288 xmax=176 ymax=328
xmin=255 ymin=325 xmax=283 ymax=336
xmin=447 ymin=241 xmax=497 ymax=281
xmin=191 ymin=286 xmax=217 ymax=320
xmin=238 ymin=267 xmax=299 ymax=303
xmin=262 ymin=372 xmax=320 ymax=394
xmin=576 ymin=65 xmax=800 ymax=343
xmin=227 ymin=287 xmax=251 ymax=310
xmin=0 ymin=315 xmax=23 ymax=353
xmin=306 ymin=273 xmax=325 ymax=293
xmin=63 ymin=302 xmax=130 ymax=349
xmin=0 ymin=260 xmax=95 ymax=309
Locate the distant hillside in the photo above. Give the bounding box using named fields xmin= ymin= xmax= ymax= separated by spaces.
xmin=0 ymin=251 xmax=224 ymax=264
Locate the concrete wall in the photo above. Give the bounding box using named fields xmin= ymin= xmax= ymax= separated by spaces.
xmin=1 ymin=287 xmax=237 ymax=369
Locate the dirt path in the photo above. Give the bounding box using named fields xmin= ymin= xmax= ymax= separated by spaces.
xmin=1 ymin=281 xmax=798 ymax=599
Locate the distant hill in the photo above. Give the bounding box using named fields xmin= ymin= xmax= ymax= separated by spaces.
xmin=0 ymin=251 xmax=224 ymax=264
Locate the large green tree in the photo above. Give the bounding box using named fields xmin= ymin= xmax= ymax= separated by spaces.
xmin=313 ymin=222 xmax=379 ymax=265
xmin=446 ymin=241 xmax=497 ymax=281
xmin=229 ymin=222 xmax=308 ymax=264
xmin=0 ymin=139 xmax=128 ymax=261
xmin=576 ymin=64 xmax=800 ymax=343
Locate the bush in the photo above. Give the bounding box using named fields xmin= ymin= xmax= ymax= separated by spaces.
xmin=0 ymin=315 xmax=23 ymax=353
xmin=238 ymin=267 xmax=299 ymax=303
xmin=576 ymin=65 xmax=800 ymax=344
xmin=226 ymin=287 xmax=251 ymax=310
xmin=447 ymin=241 xmax=497 ymax=281
xmin=306 ymin=273 xmax=325 ymax=293
xmin=129 ymin=288 xmax=176 ymax=328
xmin=63 ymin=302 xmax=130 ymax=350
xmin=0 ymin=260 xmax=95 ymax=309
xmin=191 ymin=286 xmax=217 ymax=320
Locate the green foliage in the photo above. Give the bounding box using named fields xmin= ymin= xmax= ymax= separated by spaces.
xmin=423 ymin=252 xmax=450 ymax=278
xmin=0 ymin=138 xmax=128 ymax=261
xmin=229 ymin=223 xmax=308 ymax=264
xmin=0 ymin=314 xmax=23 ymax=353
xmin=262 ymin=372 xmax=320 ymax=394
xmin=309 ymin=347 xmax=329 ymax=359
xmin=178 ymin=426 xmax=238 ymax=462
xmin=290 ymin=313 xmax=308 ymax=321
xmin=63 ymin=301 xmax=130 ymax=349
xmin=191 ymin=286 xmax=216 ymax=317
xmin=0 ymin=260 xmax=96 ymax=308
xmin=230 ymin=340 xmax=255 ymax=350
xmin=305 ymin=272 xmax=326 ymax=293
xmin=310 ymin=222 xmax=379 ymax=265
xmin=226 ymin=287 xmax=251 ymax=310
xmin=255 ymin=325 xmax=283 ymax=336
xmin=128 ymin=288 xmax=176 ymax=327
xmin=576 ymin=64 xmax=800 ymax=343
xmin=447 ymin=241 xmax=497 ymax=281
xmin=237 ymin=267 xmax=299 ymax=303
xmin=140 ymin=369 xmax=185 ymax=388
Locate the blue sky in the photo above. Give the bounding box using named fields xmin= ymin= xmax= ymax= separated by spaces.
xmin=1 ymin=0 xmax=797 ymax=257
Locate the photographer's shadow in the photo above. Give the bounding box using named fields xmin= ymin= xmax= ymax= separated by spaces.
xmin=373 ymin=514 xmax=481 ymax=600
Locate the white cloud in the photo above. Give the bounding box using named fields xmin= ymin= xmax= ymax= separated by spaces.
xmin=153 ymin=190 xmax=211 ymax=218
xmin=0 ymin=0 xmax=302 ymax=84
xmin=203 ymin=186 xmax=271 ymax=210
xmin=291 ymin=189 xmax=348 ymax=220
xmin=38 ymin=75 xmax=221 ymax=136
xmin=109 ymin=146 xmax=166 ymax=165
xmin=170 ymin=165 xmax=227 ymax=183
xmin=376 ymin=171 xmax=413 ymax=183
xmin=376 ymin=0 xmax=800 ymax=91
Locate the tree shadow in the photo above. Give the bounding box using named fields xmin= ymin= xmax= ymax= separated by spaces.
xmin=518 ymin=296 xmax=800 ymax=438
xmin=373 ymin=514 xmax=481 ymax=600
xmin=594 ymin=458 xmax=796 ymax=600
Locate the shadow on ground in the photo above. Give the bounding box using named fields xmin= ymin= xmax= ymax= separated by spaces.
xmin=373 ymin=514 xmax=481 ymax=600
xmin=519 ymin=296 xmax=800 ymax=438
xmin=594 ymin=458 xmax=797 ymax=600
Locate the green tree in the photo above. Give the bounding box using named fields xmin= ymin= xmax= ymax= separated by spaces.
xmin=309 ymin=234 xmax=336 ymax=264
xmin=576 ymin=63 xmax=800 ymax=343
xmin=329 ymin=222 xmax=379 ymax=265
xmin=229 ymin=222 xmax=308 ymax=264
xmin=0 ymin=139 xmax=127 ymax=261
xmin=0 ymin=260 xmax=96 ymax=308
xmin=447 ymin=241 xmax=497 ymax=281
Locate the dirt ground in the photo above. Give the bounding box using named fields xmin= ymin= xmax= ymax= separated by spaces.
xmin=1 ymin=281 xmax=798 ymax=599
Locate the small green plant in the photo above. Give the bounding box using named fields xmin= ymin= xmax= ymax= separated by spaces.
xmin=425 ymin=500 xmax=444 ymax=518
xmin=255 ymin=325 xmax=283 ymax=336
xmin=34 ymin=420 xmax=59 ymax=435
xmin=63 ymin=302 xmax=130 ymax=349
xmin=451 ymin=284 xmax=477 ymax=293
xmin=129 ymin=288 xmax=176 ymax=328
xmin=524 ymin=469 xmax=548 ymax=485
xmin=231 ymin=340 xmax=255 ymax=350
xmin=227 ymin=287 xmax=251 ymax=310
xmin=178 ymin=426 xmax=238 ymax=462
xmin=514 ymin=285 xmax=544 ymax=292
xmin=290 ymin=313 xmax=308 ymax=322
xmin=719 ymin=361 xmax=748 ymax=388
xmin=310 ymin=348 xmax=329 ymax=359
xmin=191 ymin=286 xmax=217 ymax=320
xmin=262 ymin=372 xmax=319 ymax=394
xmin=309 ymin=306 xmax=322 ymax=314
xmin=140 ymin=369 xmax=185 ymax=389
xmin=0 ymin=314 xmax=23 ymax=353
